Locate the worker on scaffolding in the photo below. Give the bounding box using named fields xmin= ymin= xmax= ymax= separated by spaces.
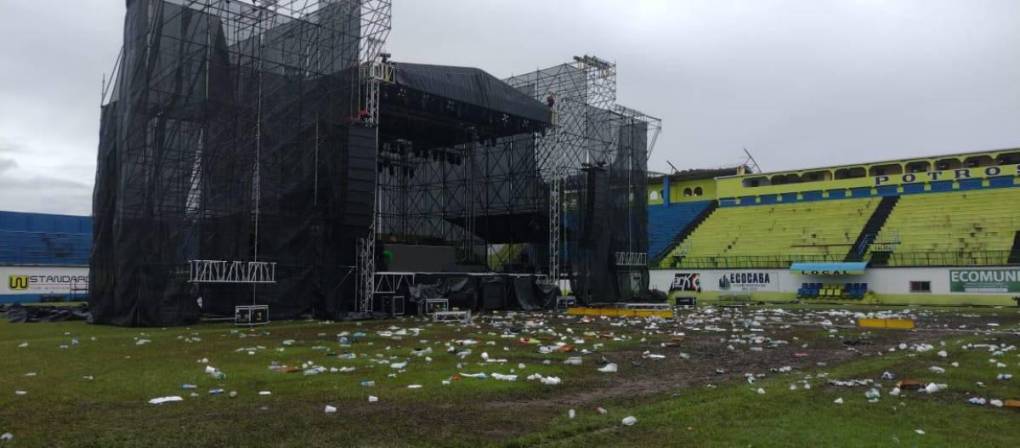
xmin=546 ymin=92 xmax=557 ymax=126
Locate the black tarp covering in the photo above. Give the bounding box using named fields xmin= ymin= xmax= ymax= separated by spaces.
xmin=404 ymin=274 xmax=556 ymax=312
xmin=90 ymin=0 xmax=368 ymax=326
xmin=511 ymin=276 xmax=542 ymax=311
xmin=565 ymin=114 xmax=649 ymax=304
xmin=391 ymin=63 xmax=552 ymax=124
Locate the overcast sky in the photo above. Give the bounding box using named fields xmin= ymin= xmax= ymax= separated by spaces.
xmin=1 ymin=0 xmax=1018 ymax=215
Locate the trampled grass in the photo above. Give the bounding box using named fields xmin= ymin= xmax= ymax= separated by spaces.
xmin=0 ymin=305 xmax=1017 ymax=447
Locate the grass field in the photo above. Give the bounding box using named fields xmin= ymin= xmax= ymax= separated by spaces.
xmin=1 ymin=304 xmax=1019 ymax=447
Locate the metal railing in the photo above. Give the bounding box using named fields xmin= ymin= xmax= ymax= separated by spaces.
xmin=671 ymin=254 xmax=845 ymax=269
xmin=882 ymin=250 xmax=1014 ymax=267
xmin=668 ymin=250 xmax=1018 ymax=269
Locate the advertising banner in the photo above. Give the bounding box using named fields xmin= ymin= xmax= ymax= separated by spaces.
xmin=718 ymin=271 xmax=773 ymax=292
xmin=669 ymin=272 xmax=701 ymax=292
xmin=0 ymin=266 xmax=89 ymax=296
xmin=949 ymin=269 xmax=1020 ymax=293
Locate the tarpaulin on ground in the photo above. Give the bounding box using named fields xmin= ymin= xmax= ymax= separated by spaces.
xmin=404 ymin=274 xmax=553 ymax=312
xmin=3 ymin=304 xmax=91 ymax=323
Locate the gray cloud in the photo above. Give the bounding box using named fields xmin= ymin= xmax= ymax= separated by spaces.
xmin=0 ymin=158 xmax=16 ymax=174
xmin=0 ymin=138 xmax=24 ymax=154
xmin=0 ymin=174 xmax=93 ymax=215
xmin=1 ymin=0 xmax=1019 ymax=216
xmin=0 ymin=176 xmax=91 ymax=191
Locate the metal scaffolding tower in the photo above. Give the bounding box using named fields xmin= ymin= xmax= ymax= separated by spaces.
xmin=92 ymin=0 xmax=391 ymax=324
xmin=505 ymin=55 xmax=660 ymax=300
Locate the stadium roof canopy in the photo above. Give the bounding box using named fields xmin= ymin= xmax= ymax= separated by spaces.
xmin=717 ymin=147 xmax=1020 ymax=180
xmin=649 ymin=166 xmax=746 ymax=183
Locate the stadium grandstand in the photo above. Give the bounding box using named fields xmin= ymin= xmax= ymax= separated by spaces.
xmin=0 ymin=211 xmax=90 ymax=303
xmin=648 ymin=148 xmax=1020 ymax=306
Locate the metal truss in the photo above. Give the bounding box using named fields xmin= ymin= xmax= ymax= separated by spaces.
xmin=356 ymin=237 xmax=376 ymax=312
xmin=188 ymin=260 xmax=277 ymax=283
xmin=373 ymin=272 xmax=416 ymax=294
xmin=548 ymin=178 xmax=561 ymax=279
xmin=375 ymin=136 xmax=544 ymax=252
xmin=614 ymin=252 xmax=648 ymax=267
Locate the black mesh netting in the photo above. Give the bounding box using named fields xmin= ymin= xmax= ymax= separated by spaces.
xmin=90 ymin=0 xmax=371 ymax=326
xmin=563 ymin=116 xmax=649 ymax=304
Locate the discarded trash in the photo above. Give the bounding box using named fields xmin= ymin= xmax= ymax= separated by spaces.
xmin=259 ymin=391 xmax=271 ymax=396
xmin=597 ymin=407 xmax=608 ymax=415
xmin=0 ymin=433 xmax=12 ymax=442
xmin=148 ymin=396 xmax=183 ymax=405
xmin=324 ymin=405 xmax=337 ymax=414
xmin=833 ymin=398 xmax=844 ymax=404
xmin=492 ymin=373 xmax=518 ymax=382
xmin=540 ymin=376 xmax=562 ymax=385
xmin=897 ymin=379 xmax=923 ymax=390
xmin=205 ymin=365 xmax=225 ymax=379
xmin=828 ymin=379 xmax=873 ymax=387
xmin=368 ymin=395 xmax=378 ymax=402
xmin=621 ymin=416 xmax=637 ymax=426
xmin=598 ymin=363 xmax=618 ymax=373
xmin=865 ymin=388 xmax=880 ymax=400
xmin=564 ymin=357 xmax=582 ymax=366
xmin=568 ymin=409 xmax=576 ymax=419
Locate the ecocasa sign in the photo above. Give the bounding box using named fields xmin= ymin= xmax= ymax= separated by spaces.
xmin=874 ymin=164 xmax=1019 ymax=186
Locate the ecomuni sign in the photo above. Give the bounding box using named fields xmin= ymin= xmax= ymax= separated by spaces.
xmin=949 ymin=269 xmax=1020 ymax=293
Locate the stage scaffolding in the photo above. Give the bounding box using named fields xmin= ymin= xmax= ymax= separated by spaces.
xmin=91 ymin=0 xmax=391 ymax=325
xmin=370 ymin=55 xmax=660 ymax=303
xmin=505 ymin=56 xmax=661 ymax=301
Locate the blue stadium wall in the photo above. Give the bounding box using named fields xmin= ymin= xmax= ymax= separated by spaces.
xmin=0 ymin=211 xmax=91 ymax=303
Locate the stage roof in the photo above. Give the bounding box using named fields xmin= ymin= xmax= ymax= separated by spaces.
xmin=390 ymin=62 xmax=552 ymax=125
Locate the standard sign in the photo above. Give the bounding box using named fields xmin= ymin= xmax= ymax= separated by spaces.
xmin=0 ymin=266 xmax=89 ymax=296
xmin=949 ymin=269 xmax=1020 ymax=293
